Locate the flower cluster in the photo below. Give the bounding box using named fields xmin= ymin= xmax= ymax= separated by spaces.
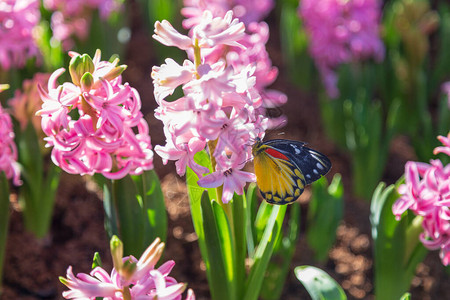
xmin=43 ymin=0 xmax=123 ymax=50
xmin=0 ymin=0 xmax=40 ymax=70
xmin=61 ymin=237 xmax=195 ymax=300
xmin=299 ymin=0 xmax=385 ymax=98
xmin=181 ymin=1 xmax=287 ymax=128
xmin=0 ymin=85 xmax=21 ymax=186
xmin=392 ymin=134 xmax=450 ymax=265
xmin=8 ymin=73 xmax=50 ymax=133
xmin=37 ymin=50 xmax=153 ymax=180
xmin=182 ymin=0 xmax=274 ymax=27
xmin=152 ymin=11 xmax=268 ymax=203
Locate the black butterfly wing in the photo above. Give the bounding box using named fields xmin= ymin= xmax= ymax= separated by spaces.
xmin=263 ymin=139 xmax=331 ymax=185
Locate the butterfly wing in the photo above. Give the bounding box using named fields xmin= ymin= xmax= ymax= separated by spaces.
xmin=253 ymin=139 xmax=331 ymax=205
xmin=253 ymin=140 xmax=307 ymax=204
xmin=264 ymin=139 xmax=331 ymax=184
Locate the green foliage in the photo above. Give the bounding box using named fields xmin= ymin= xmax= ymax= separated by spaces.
xmin=260 ymin=201 xmax=300 ymax=300
xmin=186 ymin=152 xmax=288 ymax=300
xmin=307 ymin=174 xmax=344 ymax=262
xmin=295 ymin=265 xmax=347 ymax=300
xmin=92 ymin=252 xmax=102 ymax=269
xmin=102 ymin=170 xmax=167 ymax=257
xmin=321 ymin=64 xmax=399 ymax=199
xmin=279 ymin=0 xmax=317 ymax=90
xmin=370 ymin=182 xmax=428 ymax=300
xmin=17 ymin=122 xmax=61 ymax=238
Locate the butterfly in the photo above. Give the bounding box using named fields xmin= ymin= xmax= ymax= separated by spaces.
xmin=252 ymin=138 xmax=332 ymax=205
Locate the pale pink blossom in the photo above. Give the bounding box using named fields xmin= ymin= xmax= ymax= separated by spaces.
xmin=61 ymin=238 xmax=195 ymax=300
xmin=393 ymin=136 xmax=450 ymax=266
xmin=198 ymin=156 xmax=256 ymax=203
xmin=181 ymin=5 xmax=287 ymax=128
xmin=37 ymin=50 xmax=153 ymax=179
xmin=0 ymin=100 xmax=21 ymax=186
xmin=153 ymin=20 xmax=193 ymax=50
xmin=152 ymin=12 xmax=268 ymax=203
xmin=299 ymin=0 xmax=385 ymax=98
xmin=182 ymin=0 xmax=274 ymax=27
xmin=193 ymin=11 xmax=246 ymax=48
xmin=151 ymin=59 xmax=196 ymax=104
xmin=0 ymin=0 xmax=40 ymax=70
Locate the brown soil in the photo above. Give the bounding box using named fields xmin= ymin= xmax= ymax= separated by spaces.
xmin=2 ymin=1 xmax=450 ymax=299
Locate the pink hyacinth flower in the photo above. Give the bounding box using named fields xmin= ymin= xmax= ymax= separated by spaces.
xmin=393 ymin=136 xmax=450 ymax=266
xmin=299 ymin=0 xmax=385 ymax=98
xmin=37 ymin=50 xmax=154 ymax=179
xmin=434 ymin=133 xmax=450 ymax=156
xmin=61 ymin=238 xmax=195 ymax=300
xmin=0 ymin=101 xmax=21 ymax=186
xmin=182 ymin=0 xmax=274 ymax=27
xmin=0 ymin=0 xmax=40 ymax=70
xmin=181 ymin=3 xmax=287 ymax=129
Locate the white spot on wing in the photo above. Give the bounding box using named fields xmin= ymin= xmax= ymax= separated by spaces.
xmin=317 ymin=162 xmax=324 ymax=170
xmin=313 ymin=169 xmax=319 ymax=175
xmin=291 ymin=144 xmax=301 ymax=154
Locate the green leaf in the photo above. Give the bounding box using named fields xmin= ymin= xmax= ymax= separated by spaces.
xmin=232 ymin=193 xmax=247 ymax=298
xmin=244 ymin=205 xmax=286 ymax=300
xmin=102 ymin=180 xmax=118 ymax=240
xmin=370 ymin=182 xmax=427 ymax=300
xmin=92 ymin=252 xmax=102 ymax=269
xmin=245 ymin=183 xmax=258 ymax=257
xmin=201 ymin=194 xmax=234 ymax=300
xmin=307 ymin=174 xmax=344 ymax=262
xmin=111 ymin=175 xmax=145 ymax=257
xmin=295 ymin=266 xmax=347 ymax=300
xmin=131 ymin=170 xmax=167 ymax=244
xmin=17 ymin=122 xmax=60 ymax=238
xmin=400 ymin=293 xmax=411 ymax=300
xmin=261 ymin=203 xmax=300 ymax=300
xmin=186 ymin=150 xmax=215 ymax=269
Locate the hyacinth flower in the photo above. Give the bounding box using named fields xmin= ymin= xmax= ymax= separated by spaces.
xmin=38 ymin=50 xmax=166 ymax=256
xmin=298 ymin=0 xmax=385 ymax=99
xmin=43 ymin=0 xmax=123 ymax=50
xmin=181 ymin=0 xmax=287 ymax=128
xmin=60 ymin=236 xmax=195 ymax=300
xmin=0 ymin=0 xmax=41 ymax=70
xmin=152 ymin=10 xmax=266 ymax=204
xmin=370 ymin=134 xmax=449 ymax=300
xmin=0 ymin=84 xmax=20 ymax=289
xmin=182 ymin=0 xmax=274 ymax=28
xmin=5 ymin=73 xmax=62 ymax=239
xmin=152 ymin=11 xmax=291 ymax=300
xmin=392 ymin=133 xmax=450 ymax=266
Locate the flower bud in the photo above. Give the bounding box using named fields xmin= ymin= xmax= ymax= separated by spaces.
xmin=69 ymin=54 xmax=95 ymax=86
xmin=102 ymin=65 xmax=127 ymax=82
xmin=110 ymin=235 xmax=124 ymax=272
xmin=80 ymin=72 xmax=94 ymax=92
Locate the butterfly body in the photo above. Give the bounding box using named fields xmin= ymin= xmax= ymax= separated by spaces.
xmin=252 ymin=138 xmax=331 ymax=205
